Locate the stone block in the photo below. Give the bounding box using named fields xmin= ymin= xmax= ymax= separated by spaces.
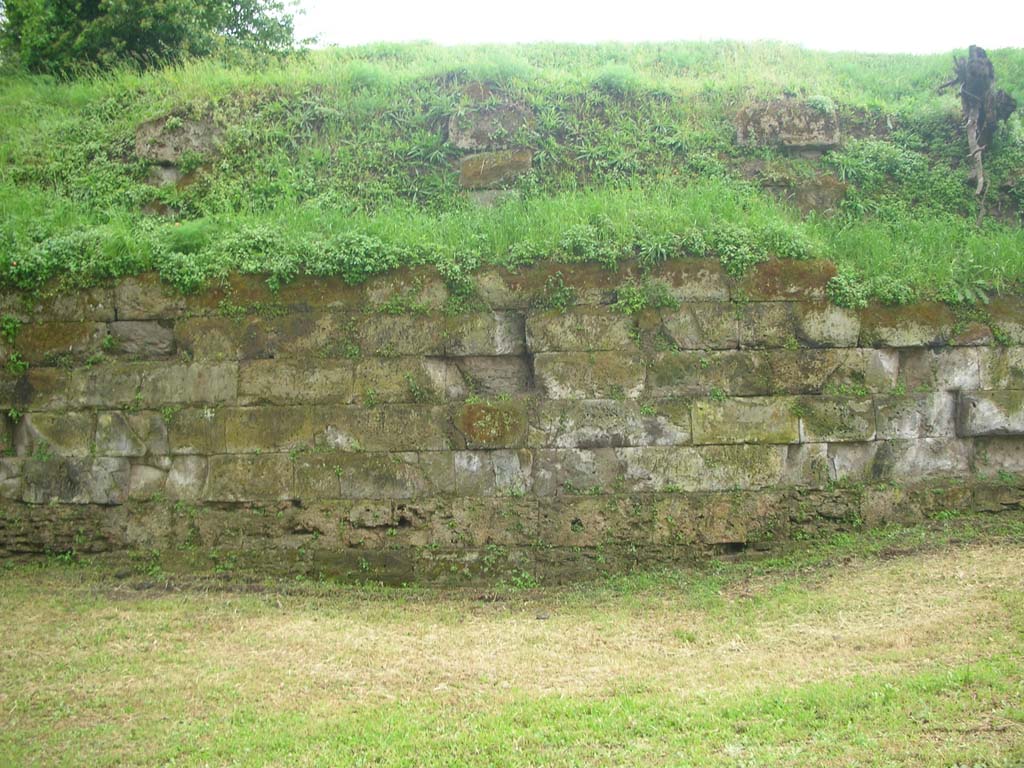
xmin=138 ymin=363 xmax=237 ymax=406
xmin=128 ymin=465 xmax=167 ymax=499
xmin=15 ymin=322 xmax=107 ymax=364
xmin=534 ymin=352 xmax=645 ymax=399
xmin=115 ymin=274 xmax=187 ymax=320
xmin=96 ymin=411 xmax=169 ymax=457
xmin=647 ymin=259 xmax=731 ymax=301
xmin=979 ymin=348 xmax=1024 ymax=390
xmin=296 ymin=451 xmax=454 ymax=500
xmin=135 ymin=114 xmax=223 ymax=164
xmin=988 ymin=296 xmax=1024 ymax=344
xmin=206 ymin=454 xmax=294 ymax=502
xmin=108 ymin=321 xmax=175 ymax=358
xmin=797 ymin=396 xmax=876 ymax=442
xmin=736 ymin=259 xmax=837 ymax=300
xmin=0 ymin=286 xmax=115 ymax=322
xmin=768 ymin=349 xmax=898 ymax=395
xmin=428 ymin=497 xmax=538 ymax=549
xmin=175 ymin=313 xmax=340 ymax=361
xmin=14 ymin=411 xmax=94 ymax=457
xmin=739 ymin=302 xmax=798 ymax=348
xmin=22 ymin=457 xmax=129 ymax=505
xmin=957 ymin=391 xmax=1024 ymax=436
xmin=472 ymin=263 xmax=626 ymax=310
xmin=167 ymin=407 xmax=225 ymax=455
xmin=454 ymin=450 xmax=533 ymax=496
xmin=451 ymin=356 xmax=530 ymax=396
xmin=659 ymin=303 xmax=738 ymax=350
xmin=238 ymin=360 xmax=355 ymax=405
xmin=315 ymin=404 xmax=449 ymax=452
xmin=358 ymin=313 xmax=446 ymax=356
xmin=530 ymin=399 xmax=691 ymax=448
xmin=365 ymin=268 xmax=450 ymax=312
xmin=445 ymin=312 xmax=525 ymax=356
xmin=66 ymin=364 xmax=145 ymax=408
xmin=166 ymin=456 xmax=208 ymax=500
xmin=647 ymin=351 xmax=771 ymax=397
xmin=459 ymin=149 xmax=532 ymax=189
xmin=526 ymin=307 xmax=636 ymax=352
xmin=875 ymin=393 xmax=956 ymax=439
xmin=617 ymin=445 xmax=787 ymax=492
xmin=828 ymin=439 xmax=971 ymax=482
xmin=448 ymin=97 xmax=533 ymax=151
xmin=974 ymin=437 xmax=1024 ymax=476
xmin=900 ymin=348 xmax=981 ymax=392
xmin=452 ymin=400 xmax=528 ymax=449
xmin=539 ymin=496 xmax=655 ymax=549
xmin=532 ymin=448 xmax=623 ymax=496
xmin=355 ymin=357 xmax=462 ymax=403
xmin=692 ymin=397 xmax=799 ymax=444
xmin=859 ymin=303 xmax=956 ymax=347
xmin=222 ymin=406 xmax=315 ymax=454
xmin=736 ymin=99 xmax=841 ymax=150
xmin=793 ymin=302 xmax=860 ymax=347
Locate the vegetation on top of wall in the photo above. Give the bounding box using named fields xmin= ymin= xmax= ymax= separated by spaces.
xmin=0 ymin=41 xmax=1022 ymax=304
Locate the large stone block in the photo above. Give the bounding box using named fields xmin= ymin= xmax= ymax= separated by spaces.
xmin=526 ymin=308 xmax=636 ymax=352
xmin=14 ymin=411 xmax=94 ymax=457
xmin=534 ymin=352 xmax=645 ymax=399
xmin=530 ymin=399 xmax=691 ymax=448
xmin=988 ymin=296 xmax=1024 ymax=344
xmin=793 ymin=302 xmax=861 ymax=347
xmin=428 ymin=497 xmax=538 ymax=549
xmin=22 ymin=457 xmax=130 ymax=505
xmin=15 ymin=322 xmax=107 ymax=364
xmin=205 ymin=454 xmax=294 ymax=502
xmin=95 ymin=411 xmax=169 ymax=457
xmin=538 ymin=496 xmax=656 ymax=549
xmin=796 ymin=396 xmax=876 ymax=442
xmin=692 ymin=397 xmax=799 ymax=444
xmin=167 ymin=408 xmax=225 ymax=454
xmin=900 ymin=348 xmax=981 ymax=392
xmin=451 ymin=356 xmax=530 ymax=396
xmin=295 ymin=451 xmax=454 ymax=500
xmin=827 ymin=438 xmax=971 ymax=482
xmin=459 ymin=149 xmax=532 ymax=189
xmin=67 ymin=364 xmax=145 ymax=408
xmin=739 ymin=302 xmax=798 ymax=348
xmin=768 ymin=349 xmax=898 ymax=395
xmin=138 ymin=363 xmax=237 ymax=406
xmin=957 ymin=391 xmax=1024 ymax=436
xmin=859 ymin=303 xmax=956 ymax=347
xmin=445 ymin=312 xmax=525 ymax=356
xmin=166 ymin=456 xmax=208 ymax=500
xmin=647 ymin=351 xmax=771 ymax=397
xmin=313 ymin=404 xmax=449 ymax=452
xmin=238 ymin=360 xmax=356 ymax=405
xmin=618 ymin=445 xmax=788 ymax=492
xmin=222 ymin=406 xmax=316 ymax=454
xmin=175 ymin=313 xmax=341 ymax=361
xmin=736 ymin=99 xmax=841 ymax=150
xmin=0 ymin=286 xmax=115 ymax=322
xmin=452 ymin=399 xmax=528 ymax=449
xmin=355 ymin=357 xmax=462 ymax=403
xmin=974 ymin=437 xmax=1024 ymax=476
xmin=979 ymin=348 xmax=1024 ymax=391
xmin=108 ymin=321 xmax=175 ymax=358
xmin=532 ymin=448 xmax=623 ymax=496
xmin=454 ymin=450 xmax=533 ymax=496
xmin=736 ymin=259 xmax=837 ymax=300
xmin=647 ymin=259 xmax=731 ymax=301
xmin=659 ymin=303 xmax=738 ymax=350
xmin=875 ymin=393 xmax=956 ymax=439
xmin=448 ymin=93 xmax=533 ymax=150
xmin=358 ymin=314 xmax=446 ymax=356
xmin=115 ymin=274 xmax=187 ymax=320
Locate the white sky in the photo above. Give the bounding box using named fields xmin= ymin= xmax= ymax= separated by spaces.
xmin=295 ymin=0 xmax=1022 ymax=54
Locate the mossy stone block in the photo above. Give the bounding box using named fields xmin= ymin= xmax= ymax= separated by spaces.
xmin=533 ymin=352 xmax=645 ymax=399
xmin=692 ymin=396 xmax=799 ymax=445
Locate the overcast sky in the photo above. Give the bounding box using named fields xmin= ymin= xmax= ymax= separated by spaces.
xmin=294 ymin=0 xmax=1022 ymax=54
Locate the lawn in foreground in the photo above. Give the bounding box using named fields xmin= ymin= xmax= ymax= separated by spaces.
xmin=1 ymin=515 xmax=1023 ymax=767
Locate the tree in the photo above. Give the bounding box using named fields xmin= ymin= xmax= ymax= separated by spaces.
xmin=0 ymin=0 xmax=299 ymax=75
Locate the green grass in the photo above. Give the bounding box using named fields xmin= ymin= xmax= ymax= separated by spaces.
xmin=0 ymin=41 xmax=1022 ymax=302
xmin=1 ymin=513 xmax=1023 ymax=766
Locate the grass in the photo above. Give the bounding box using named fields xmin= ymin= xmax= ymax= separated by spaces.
xmin=1 ymin=512 xmax=1023 ymax=766
xmin=0 ymin=42 xmax=1022 ymax=303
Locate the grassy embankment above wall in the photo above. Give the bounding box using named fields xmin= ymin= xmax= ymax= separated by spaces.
xmin=0 ymin=42 xmax=1022 ymax=306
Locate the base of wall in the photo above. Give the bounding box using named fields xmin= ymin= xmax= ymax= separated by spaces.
xmin=3 ymin=481 xmax=1020 ymax=584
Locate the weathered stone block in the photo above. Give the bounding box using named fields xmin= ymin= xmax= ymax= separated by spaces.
xmin=618 ymin=445 xmax=787 ymax=492
xmin=135 ymin=114 xmax=223 ymax=164
xmin=206 ymin=454 xmax=294 ymax=502
xmin=175 ymin=314 xmax=333 ymax=361
xmin=793 ymin=302 xmax=861 ymax=347
xmin=358 ymin=314 xmax=446 ymax=356
xmin=859 ymin=303 xmax=956 ymax=347
xmin=445 ymin=312 xmax=525 ymax=356
xmin=532 ymin=448 xmax=623 ymax=496
xmin=222 ymin=406 xmax=315 ymax=454
xmin=238 ymin=360 xmax=355 ymax=405
xmin=979 ymin=348 xmax=1024 ymax=391
xmin=530 ymin=399 xmax=691 ymax=448
xmin=647 ymin=351 xmax=771 ymax=397
xmin=737 ymin=259 xmax=837 ymax=300
xmin=16 ymin=322 xmax=106 ymax=364
xmin=166 ymin=456 xmax=208 ymax=500
xmin=167 ymin=408 xmax=225 ymax=454
xmin=692 ymin=397 xmax=799 ymax=444
xmin=451 ymin=356 xmax=530 ymax=396
xmin=452 ymin=400 xmax=528 ymax=449
xmin=454 ymin=450 xmax=533 ymax=496
xmin=647 ymin=259 xmax=731 ymax=301
xmin=459 ymin=149 xmax=532 ymax=189
xmin=365 ymin=268 xmax=450 ymax=312
xmin=128 ymin=464 xmax=167 ymax=499
xmin=988 ymin=296 xmax=1024 ymax=344
xmin=660 ymin=303 xmax=738 ymax=350
xmin=296 ymin=451 xmax=454 ymax=500
xmin=534 ymin=352 xmax=645 ymax=399
xmin=768 ymin=349 xmax=899 ymax=395
xmin=472 ymin=263 xmax=626 ymax=310
xmin=974 ymin=437 xmax=1024 ymax=476
xmin=957 ymin=391 xmax=1024 ymax=436
xmin=797 ymin=396 xmax=876 ymax=442
xmin=0 ymin=286 xmax=115 ymax=322
xmin=736 ymin=99 xmax=841 ymax=150
xmin=316 ymin=404 xmax=449 ymax=452
xmin=14 ymin=411 xmax=94 ymax=457
xmin=739 ymin=302 xmax=798 ymax=348
xmin=22 ymin=457 xmax=129 ymax=505
xmin=96 ymin=411 xmax=169 ymax=457
xmin=448 ymin=96 xmax=533 ymax=151
xmin=828 ymin=439 xmax=971 ymax=482
xmin=138 ymin=363 xmax=237 ymax=406
xmin=526 ymin=308 xmax=636 ymax=352
xmin=539 ymin=496 xmax=655 ymax=548
xmin=109 ymin=321 xmax=174 ymax=358
xmin=875 ymin=393 xmax=956 ymax=439
xmin=355 ymin=357 xmax=462 ymax=403
xmin=900 ymin=348 xmax=981 ymax=392
xmin=115 ymin=274 xmax=186 ymax=320
xmin=428 ymin=497 xmax=538 ymax=549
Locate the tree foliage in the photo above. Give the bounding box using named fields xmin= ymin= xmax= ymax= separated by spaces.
xmin=0 ymin=0 xmax=298 ymax=75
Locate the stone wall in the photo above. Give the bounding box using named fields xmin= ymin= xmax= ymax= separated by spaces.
xmin=0 ymin=259 xmax=1021 ymax=582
